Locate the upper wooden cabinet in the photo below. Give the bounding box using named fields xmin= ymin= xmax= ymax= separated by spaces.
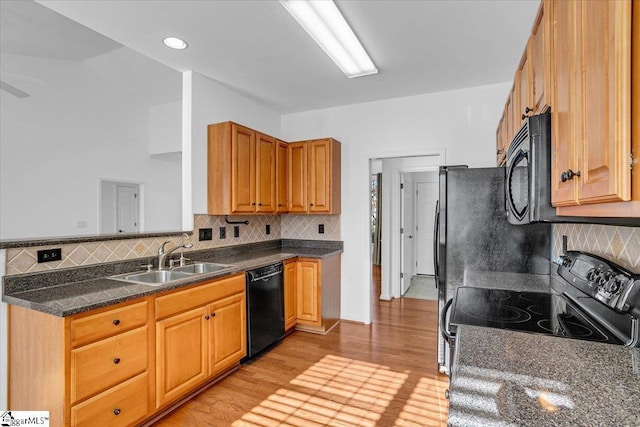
xmin=288 ymin=138 xmax=341 ymax=214
xmin=276 ymin=140 xmax=289 ymax=213
xmin=551 ymin=0 xmax=633 ymax=209
xmin=208 ymin=122 xmax=278 ymax=215
xmin=531 ymin=1 xmax=550 ymax=114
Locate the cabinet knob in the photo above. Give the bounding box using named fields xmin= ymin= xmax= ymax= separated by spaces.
xmin=211 ymin=312 xmax=216 ymax=317
xmin=310 ymin=203 xmax=314 ymax=206
xmin=445 ymin=389 xmax=450 ymax=399
xmin=113 ymin=409 xmax=121 ymax=416
xmin=497 ymin=149 xmax=504 ymax=155
xmin=112 ymin=319 xmax=120 ymax=326
xmin=258 ymin=203 xmax=262 ymax=206
xmin=560 ymin=169 xmax=581 ymax=182
xmin=113 ymin=358 xmax=120 ymax=365
xmin=278 ymin=204 xmax=282 ymax=207
xmin=205 ymin=315 xmax=210 ymax=320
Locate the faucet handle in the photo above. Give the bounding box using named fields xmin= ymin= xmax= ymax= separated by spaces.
xmin=140 ymin=263 xmax=153 ymax=271
xmin=179 ymin=256 xmax=191 ymax=267
xmin=169 ymin=259 xmax=179 ymax=268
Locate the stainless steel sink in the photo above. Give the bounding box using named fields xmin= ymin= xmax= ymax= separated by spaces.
xmin=110 ymin=262 xmax=236 ymax=286
xmin=111 ymin=270 xmax=193 ymax=286
xmin=171 ymin=262 xmax=235 ymax=274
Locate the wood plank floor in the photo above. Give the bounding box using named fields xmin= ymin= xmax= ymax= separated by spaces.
xmin=154 ymin=266 xmax=449 ymax=426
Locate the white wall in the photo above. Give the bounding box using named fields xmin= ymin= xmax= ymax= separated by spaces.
xmin=0 ymin=48 xmax=182 ymax=239
xmin=189 ymin=72 xmax=282 ymax=214
xmin=282 ymin=82 xmax=510 ymax=323
xmin=149 ymin=100 xmax=182 ymax=161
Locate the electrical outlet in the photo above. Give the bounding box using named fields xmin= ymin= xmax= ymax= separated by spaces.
xmin=199 ymin=228 xmax=213 ymax=241
xmin=234 ymin=226 xmax=240 ymax=238
xmin=219 ymin=226 xmax=226 ymax=239
xmin=37 ymin=248 xmax=61 ymax=263
xmin=266 ymin=224 xmax=271 ymax=235
xmin=318 ymin=224 xmax=325 ymax=234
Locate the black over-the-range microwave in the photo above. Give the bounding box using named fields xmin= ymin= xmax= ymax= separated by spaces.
xmin=505 ymin=112 xmax=556 ymax=225
xmin=505 ymin=112 xmax=639 ymax=226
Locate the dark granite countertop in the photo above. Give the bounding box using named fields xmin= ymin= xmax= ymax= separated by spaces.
xmin=448 ymin=325 xmax=640 ymax=427
xmin=2 ymin=244 xmax=342 ymax=317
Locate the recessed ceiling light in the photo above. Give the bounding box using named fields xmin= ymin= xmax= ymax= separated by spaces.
xmin=280 ymin=0 xmax=377 ymax=78
xmin=162 ymin=36 xmax=188 ymax=50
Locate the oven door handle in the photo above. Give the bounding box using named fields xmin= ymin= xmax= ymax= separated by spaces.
xmin=441 ymin=298 xmax=454 ymax=342
xmin=506 ymin=148 xmax=529 ymax=221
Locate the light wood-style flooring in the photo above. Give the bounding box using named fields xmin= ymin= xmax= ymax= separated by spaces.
xmin=154 ymin=265 xmax=449 ymax=426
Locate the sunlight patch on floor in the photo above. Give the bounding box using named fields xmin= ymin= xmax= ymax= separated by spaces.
xmin=232 ymin=355 xmax=410 ymax=427
xmin=393 ymin=376 xmax=449 ymax=427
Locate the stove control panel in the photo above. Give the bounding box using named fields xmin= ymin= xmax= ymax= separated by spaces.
xmin=557 ymin=251 xmax=640 ymax=317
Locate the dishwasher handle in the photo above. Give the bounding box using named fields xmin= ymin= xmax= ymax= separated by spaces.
xmin=247 ymin=265 xmax=283 ymax=282
xmin=441 ymin=298 xmax=454 ymax=342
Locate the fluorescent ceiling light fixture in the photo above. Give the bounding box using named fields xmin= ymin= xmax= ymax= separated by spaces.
xmin=280 ymin=0 xmax=377 ymax=78
xmin=163 ymin=36 xmax=188 ymax=50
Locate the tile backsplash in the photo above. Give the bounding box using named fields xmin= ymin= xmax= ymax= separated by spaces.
xmin=552 ymin=224 xmax=640 ymax=271
xmin=4 ymin=214 xmax=340 ymax=275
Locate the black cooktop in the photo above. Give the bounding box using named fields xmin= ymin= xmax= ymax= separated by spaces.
xmin=450 ymin=287 xmax=625 ymax=345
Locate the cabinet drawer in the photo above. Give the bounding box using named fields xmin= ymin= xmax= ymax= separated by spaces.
xmin=71 ymin=326 xmax=148 ymax=403
xmin=155 ymin=273 xmax=245 ymax=319
xmin=71 ymin=372 xmax=148 ymax=427
xmin=71 ymin=301 xmax=147 ymax=347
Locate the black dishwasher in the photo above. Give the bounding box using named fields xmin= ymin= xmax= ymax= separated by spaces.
xmin=245 ymin=263 xmax=285 ymax=358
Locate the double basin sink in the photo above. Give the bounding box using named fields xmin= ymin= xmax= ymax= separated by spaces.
xmin=110 ymin=262 xmax=236 ymax=286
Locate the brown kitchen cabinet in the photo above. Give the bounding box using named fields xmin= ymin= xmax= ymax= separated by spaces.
xmin=293 ymin=254 xmax=341 ymax=335
xmin=288 ymin=138 xmax=341 ymax=214
xmin=550 ymin=0 xmax=635 ymax=213
xmin=531 ymin=1 xmax=550 ymax=114
xmin=207 ymin=122 xmax=278 ymax=214
xmin=8 ymin=298 xmax=154 ymax=427
xmin=283 ymin=259 xmax=298 ymax=331
xmin=154 ymin=273 xmax=246 ymax=408
xmin=276 ymin=140 xmax=289 ymax=213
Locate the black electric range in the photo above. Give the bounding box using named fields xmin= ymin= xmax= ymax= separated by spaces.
xmin=448 ymin=251 xmax=640 ymax=347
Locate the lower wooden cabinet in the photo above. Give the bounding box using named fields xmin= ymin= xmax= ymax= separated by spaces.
xmin=283 ymin=260 xmax=298 ymax=331
xmin=284 ymin=254 xmax=341 ymax=335
xmin=8 ymin=272 xmax=247 ymax=426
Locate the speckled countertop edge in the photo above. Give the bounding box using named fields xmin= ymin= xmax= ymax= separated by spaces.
xmin=448 ymin=325 xmax=640 ymax=427
xmin=3 ymin=245 xmax=342 ymax=317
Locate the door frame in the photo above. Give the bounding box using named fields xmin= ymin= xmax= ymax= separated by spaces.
xmin=367 ymin=149 xmax=444 ymax=310
xmin=98 ymin=178 xmax=145 ymax=233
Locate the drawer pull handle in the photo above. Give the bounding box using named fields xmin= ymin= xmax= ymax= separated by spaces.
xmin=113 ymin=319 xmax=120 ymax=326
xmin=113 ymin=409 xmax=121 ymax=416
xmin=113 ymin=358 xmax=121 ymax=365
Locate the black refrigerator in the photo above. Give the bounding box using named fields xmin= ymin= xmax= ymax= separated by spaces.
xmin=435 ymin=166 xmax=551 ymax=374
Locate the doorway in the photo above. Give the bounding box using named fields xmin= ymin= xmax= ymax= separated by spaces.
xmin=100 ymin=180 xmax=141 ymax=233
xmin=369 ymin=155 xmax=441 ymax=305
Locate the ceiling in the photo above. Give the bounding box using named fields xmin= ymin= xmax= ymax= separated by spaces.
xmin=34 ymin=0 xmax=540 ymax=114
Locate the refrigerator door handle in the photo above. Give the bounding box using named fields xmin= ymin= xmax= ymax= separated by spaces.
xmin=441 ymin=298 xmax=453 ymax=342
xmin=433 ymin=200 xmax=439 ymax=284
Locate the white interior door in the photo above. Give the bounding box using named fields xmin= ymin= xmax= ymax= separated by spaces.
xmin=400 ymin=176 xmax=415 ymax=294
xmin=416 ymin=181 xmax=439 ymax=274
xmin=116 ymin=184 xmax=139 ymax=233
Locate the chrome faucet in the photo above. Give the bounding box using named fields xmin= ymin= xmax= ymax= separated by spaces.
xmin=157 ymin=240 xmax=193 ymax=269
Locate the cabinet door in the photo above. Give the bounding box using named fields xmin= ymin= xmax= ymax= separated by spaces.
xmin=308 ymin=139 xmax=332 ymax=213
xmin=296 ymin=260 xmax=320 ymax=324
xmin=288 ymin=142 xmax=308 ymax=213
xmin=575 ymin=0 xmax=631 ymax=204
xmin=504 ymin=87 xmax=516 ymax=144
xmin=156 ymin=306 xmax=208 ymax=407
xmin=276 ymin=141 xmax=289 ymax=213
xmin=231 ymin=124 xmax=256 ymax=213
xmin=284 ymin=261 xmax=297 ymax=330
xmin=551 ymin=0 xmax=578 ymax=206
xmin=496 ymin=114 xmax=507 ymax=165
xmin=208 ymin=293 xmax=246 ymax=376
xmin=256 ymin=133 xmax=276 ymax=212
xmin=531 ymin=1 xmax=550 ymax=113
xmin=517 ymin=45 xmax=533 ymax=124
